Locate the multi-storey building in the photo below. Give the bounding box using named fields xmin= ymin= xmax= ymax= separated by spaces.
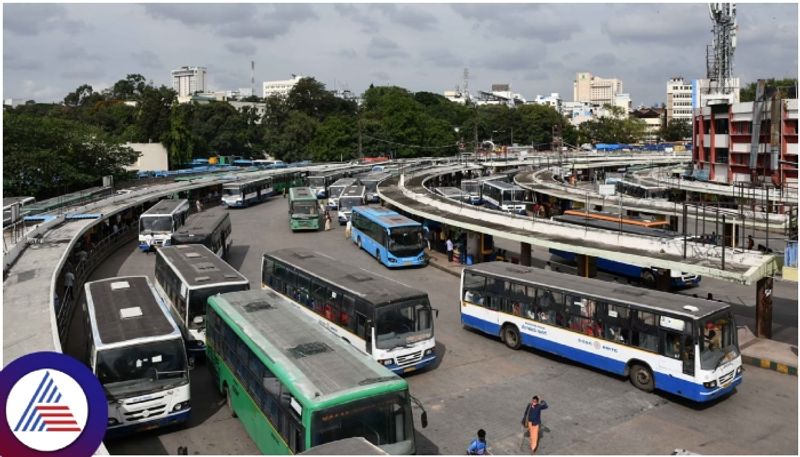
xmin=573 ymin=72 xmax=624 ymax=105
xmin=692 ymin=98 xmax=797 ymax=190
xmin=171 ymin=66 xmax=207 ymax=98
xmin=263 ymin=74 xmax=303 ymax=98
xmin=531 ymin=93 xmax=562 ymax=113
xmin=631 ymin=107 xmax=666 ymax=143
xmin=666 ymin=77 xmax=694 ymax=124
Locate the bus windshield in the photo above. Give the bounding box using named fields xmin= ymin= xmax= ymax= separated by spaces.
xmin=699 ymin=312 xmax=738 ymax=370
xmin=189 ymin=285 xmax=249 ymax=330
xmin=364 ymin=181 xmax=378 ymax=193
xmin=96 ymin=338 xmax=188 ymax=400
xmin=140 ymin=216 xmax=173 ymax=234
xmin=375 ymin=300 xmax=433 ymax=350
xmin=463 ymin=182 xmax=480 ymax=194
xmin=387 ymin=227 xmax=424 ymax=257
xmin=223 ymin=187 xmax=241 ymax=196
xmin=308 ymin=177 xmax=325 ymax=188
xmin=311 ymin=392 xmax=413 ymax=449
xmin=329 ymin=186 xmax=346 ymax=199
xmin=339 ymin=197 xmax=362 ymax=211
xmin=292 ymin=202 xmax=318 ymax=216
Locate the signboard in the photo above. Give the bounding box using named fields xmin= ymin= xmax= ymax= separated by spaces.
xmin=598 ymin=184 xmax=616 ymax=196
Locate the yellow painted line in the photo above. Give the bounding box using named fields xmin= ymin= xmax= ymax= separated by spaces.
xmin=777 ymin=364 xmax=789 ymax=374
xmin=760 ymin=359 xmax=771 ymax=369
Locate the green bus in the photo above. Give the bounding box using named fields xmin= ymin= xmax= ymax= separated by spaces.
xmin=206 ymin=289 xmax=426 ymax=454
xmin=288 ymin=187 xmax=324 ymax=231
xmin=274 ymin=170 xmax=309 ymax=195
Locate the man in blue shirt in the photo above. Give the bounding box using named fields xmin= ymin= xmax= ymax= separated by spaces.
xmin=467 ymin=429 xmax=488 ymax=455
xmin=521 ymin=396 xmax=548 ymax=453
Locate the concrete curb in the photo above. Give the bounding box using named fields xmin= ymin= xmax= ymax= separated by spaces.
xmin=428 ymin=257 xmax=462 ymax=278
xmin=741 ymin=355 xmax=798 ymax=376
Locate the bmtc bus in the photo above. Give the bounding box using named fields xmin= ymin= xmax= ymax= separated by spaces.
xmin=154 ymin=244 xmax=250 ymax=361
xmin=82 ymin=276 xmax=190 ymax=435
xmin=222 ymin=176 xmax=273 ymax=207
xmin=138 ymin=199 xmax=190 ymax=252
xmin=262 ymin=248 xmax=437 ymax=374
xmin=481 ymin=180 xmax=528 ymax=214
xmin=337 ymin=184 xmax=365 ymax=225
xmin=308 ymin=170 xmax=346 ymax=199
xmin=288 ymin=187 xmax=324 ymax=231
xmin=326 ymin=178 xmax=356 ymax=210
xmin=459 ymin=180 xmax=482 ymax=205
xmin=171 ymin=207 xmax=233 ymax=258
xmin=350 ymin=207 xmax=427 ymax=268
xmin=460 ymin=262 xmax=741 ymax=402
xmin=206 ymin=289 xmax=427 ymax=454
xmin=361 ymin=172 xmax=392 ymax=203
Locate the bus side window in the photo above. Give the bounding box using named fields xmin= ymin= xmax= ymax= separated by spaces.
xmin=631 ymin=310 xmax=659 ymax=352
xmin=356 ymin=313 xmax=369 ymax=340
xmin=462 ymin=271 xmax=486 ymax=305
xmin=341 ymin=296 xmax=356 ymax=332
xmin=602 ymin=303 xmax=629 ymax=343
xmin=682 ymin=333 xmax=695 ymax=376
xmin=484 ymin=277 xmax=505 ymax=311
xmin=662 ymin=331 xmax=682 ymax=360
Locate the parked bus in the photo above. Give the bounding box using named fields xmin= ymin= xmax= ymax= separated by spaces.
xmin=615 ymin=180 xmax=670 ymax=200
xmin=481 ymin=180 xmax=528 ymax=214
xmin=361 ymin=172 xmax=392 ymax=203
xmin=171 ymin=208 xmax=233 ymax=258
xmin=222 ymin=176 xmax=273 ymax=208
xmin=460 ymin=262 xmax=741 ymax=402
xmin=262 ymin=248 xmax=437 ymax=373
xmin=288 ymin=187 xmax=324 ymax=231
xmin=273 ymin=170 xmax=307 ymax=195
xmin=82 ymin=276 xmax=190 ymax=435
xmin=337 ymin=185 xmax=366 ymax=225
xmin=206 ymin=288 xmax=427 ymax=454
xmin=460 ymin=180 xmax=482 ymax=205
xmin=350 ymin=207 xmax=427 ymax=268
xmin=308 ymin=170 xmax=347 ymax=199
xmin=327 ymin=178 xmax=356 ymax=210
xmin=138 ymin=199 xmax=190 ymax=252
xmin=154 ymin=244 xmax=249 ymax=361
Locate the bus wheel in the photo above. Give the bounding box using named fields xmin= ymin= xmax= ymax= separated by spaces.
xmin=375 ymin=249 xmax=381 ymax=260
xmin=630 ymin=363 xmax=655 ymax=392
xmin=641 ymin=270 xmax=656 ymax=288
xmin=502 ymin=325 xmax=522 ymax=350
xmin=357 ymin=238 xmax=362 ymax=249
xmin=224 ymin=385 xmax=237 ymax=418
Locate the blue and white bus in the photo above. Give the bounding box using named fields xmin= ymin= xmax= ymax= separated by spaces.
xmin=460 ymin=262 xmax=741 ymax=402
xmin=481 ymin=180 xmax=527 ymax=214
xmin=138 ymin=199 xmax=190 ymax=252
xmin=350 ymin=207 xmax=427 ymax=268
xmin=222 ymin=176 xmax=273 ymax=208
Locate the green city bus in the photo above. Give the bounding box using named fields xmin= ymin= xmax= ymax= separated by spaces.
xmin=206 ymin=289 xmax=426 ymax=455
xmin=288 ymin=187 xmax=324 ymax=231
xmin=274 ymin=170 xmax=308 ymax=195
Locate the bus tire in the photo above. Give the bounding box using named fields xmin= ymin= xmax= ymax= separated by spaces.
xmin=375 ymin=249 xmax=381 ymax=261
xmin=357 ymin=237 xmax=362 ymax=249
xmin=502 ymin=324 xmax=522 ymax=350
xmin=223 ymin=385 xmax=237 ymax=418
xmin=630 ymin=363 xmax=655 ymax=392
xmin=641 ymin=270 xmax=656 ymax=288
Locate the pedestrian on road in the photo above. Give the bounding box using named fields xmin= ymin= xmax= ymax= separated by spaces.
xmin=446 ymin=236 xmax=454 ymax=262
xmin=324 ymin=212 xmax=332 ymax=231
xmin=195 ymin=199 xmax=203 ymax=213
xmin=345 ymin=218 xmax=352 ymax=239
xmin=747 ymin=235 xmax=754 ymax=250
xmin=467 ymin=429 xmax=489 ymax=455
xmin=543 ymin=261 xmax=552 ymax=271
xmin=283 ymin=187 xmax=287 ymax=198
xmin=521 ymin=396 xmax=548 ymax=454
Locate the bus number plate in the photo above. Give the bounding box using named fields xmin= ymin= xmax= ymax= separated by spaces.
xmin=403 ymin=366 xmax=416 ymax=373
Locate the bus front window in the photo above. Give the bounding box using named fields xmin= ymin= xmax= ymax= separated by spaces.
xmin=365 ymin=182 xmax=378 ymax=193
xmin=223 ymin=187 xmax=240 ymax=196
xmin=339 ymin=197 xmax=360 ymax=211
xmin=140 ymin=216 xmax=173 ymax=234
xmin=96 ymin=339 xmax=188 ymax=400
xmin=387 ymin=227 xmax=425 ymax=257
xmin=312 ymin=392 xmax=413 ymax=451
xmin=308 ymin=177 xmax=325 ymax=188
xmin=698 ymin=313 xmax=738 ymax=370
xmin=375 ymin=300 xmax=433 ymax=350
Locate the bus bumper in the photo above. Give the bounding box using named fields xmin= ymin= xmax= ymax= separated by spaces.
xmin=105 ymin=409 xmax=191 ymax=438
xmin=386 ymin=353 xmax=437 ymax=375
xmin=654 ymin=372 xmax=742 ymax=402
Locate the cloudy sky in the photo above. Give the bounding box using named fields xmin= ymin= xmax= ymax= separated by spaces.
xmin=3 ymin=3 xmax=797 ymax=106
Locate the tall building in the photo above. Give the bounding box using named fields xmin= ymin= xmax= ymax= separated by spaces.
xmin=573 ymin=72 xmax=624 ymax=105
xmin=666 ymin=77 xmax=694 ymax=125
xmin=171 ymin=66 xmax=207 ymax=98
xmin=263 ymin=74 xmax=303 ymax=98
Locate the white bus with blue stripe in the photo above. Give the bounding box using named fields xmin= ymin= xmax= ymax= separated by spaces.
xmin=480 ymin=180 xmax=528 ymax=214
xmin=350 ymin=207 xmax=427 ymax=268
xmin=138 ymin=199 xmax=190 ymax=252
xmin=222 ymin=176 xmax=273 ymax=208
xmin=460 ymin=262 xmax=742 ymax=402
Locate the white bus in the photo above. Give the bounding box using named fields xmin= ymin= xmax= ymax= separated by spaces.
xmin=138 ymin=199 xmax=190 ymax=252
xmin=459 ymin=180 xmax=482 ymax=205
xmin=460 ymin=262 xmax=742 ymax=402
xmin=222 ymin=176 xmax=273 ymax=208
xmin=262 ymin=248 xmax=438 ymax=374
xmin=327 ymin=178 xmax=356 ymax=210
xmin=360 ymin=172 xmax=392 ymax=203
xmin=154 ymin=244 xmax=250 ymax=362
xmin=480 ymin=180 xmax=528 ymax=214
xmin=337 ymin=184 xmax=366 ymax=225
xmin=82 ymin=276 xmax=190 ymax=436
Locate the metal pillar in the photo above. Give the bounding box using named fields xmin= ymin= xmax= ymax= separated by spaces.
xmin=576 ymin=254 xmax=597 ymax=278
xmin=756 ymin=276 xmax=774 ymax=339
xmin=520 ymin=242 xmax=532 ymax=267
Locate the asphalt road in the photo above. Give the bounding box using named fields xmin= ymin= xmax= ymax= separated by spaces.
xmin=82 ymin=196 xmax=796 ymax=455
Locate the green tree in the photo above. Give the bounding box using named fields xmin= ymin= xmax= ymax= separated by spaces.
xmin=163 ymin=104 xmax=195 ymax=168
xmin=661 ymin=118 xmax=692 ymax=141
xmin=270 ymin=111 xmax=319 ymax=162
xmin=309 ymin=114 xmax=357 ymax=161
xmin=134 ymin=85 xmax=176 ymax=143
xmin=740 ymin=78 xmax=797 ymax=102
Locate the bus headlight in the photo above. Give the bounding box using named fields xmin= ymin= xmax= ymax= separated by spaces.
xmin=703 ymin=380 xmax=717 ymax=388
xmin=378 ymin=358 xmax=394 ymax=366
xmin=424 ymin=349 xmax=434 ymax=356
xmin=108 ymin=417 xmax=119 ymax=426
xmin=736 ymin=366 xmax=743 ymax=376
xmin=172 ymin=401 xmax=190 ymax=412
xmin=388 ymin=258 xmax=397 ymax=263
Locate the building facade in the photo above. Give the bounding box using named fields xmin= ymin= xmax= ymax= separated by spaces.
xmin=531 ymin=93 xmax=562 ymax=113
xmin=631 ymin=107 xmax=666 ymax=143
xmin=692 ymin=98 xmax=797 ymax=190
xmin=263 ymin=74 xmax=303 ymax=98
xmin=573 ymin=72 xmax=624 ymax=105
xmin=666 ymin=77 xmax=694 ymax=125
xmin=171 ymin=66 xmax=207 ymax=98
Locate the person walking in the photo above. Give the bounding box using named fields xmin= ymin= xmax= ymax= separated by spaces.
xmin=345 ymin=218 xmax=352 ymax=239
xmin=467 ymin=429 xmax=489 ymax=455
xmin=324 ymin=212 xmax=332 ymax=231
xmin=747 ymin=235 xmax=754 ymax=250
xmin=195 ymin=199 xmax=203 ymax=213
xmin=521 ymin=396 xmax=548 ymax=454
xmin=446 ymin=236 xmax=454 ymax=262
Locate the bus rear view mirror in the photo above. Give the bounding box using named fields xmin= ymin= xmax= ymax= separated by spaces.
xmin=421 ymin=411 xmax=428 ymax=428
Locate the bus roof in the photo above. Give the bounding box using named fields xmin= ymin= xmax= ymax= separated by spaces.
xmin=352 ymin=207 xmax=421 ymax=229
xmin=466 ymin=262 xmax=728 ymax=320
xmin=289 ymin=187 xmax=317 ymax=200
xmin=482 ymin=180 xmax=523 ymax=190
xmin=209 ymin=289 xmax=407 ymax=402
xmin=172 ymin=208 xmax=229 ymax=242
xmin=360 ymin=172 xmax=392 ymax=183
xmin=223 ymin=176 xmax=271 ymax=188
xmin=265 ymin=248 xmax=428 ymax=305
xmin=330 ymin=178 xmax=356 ymax=188
xmin=142 ymin=199 xmax=189 ymax=216
xmin=157 ymin=244 xmax=249 ymax=289
xmin=340 ymin=185 xmax=365 ymax=198
xmin=85 ymin=276 xmax=179 ymax=347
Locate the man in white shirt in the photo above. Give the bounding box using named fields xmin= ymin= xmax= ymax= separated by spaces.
xmin=446 ymin=237 xmax=454 ymax=262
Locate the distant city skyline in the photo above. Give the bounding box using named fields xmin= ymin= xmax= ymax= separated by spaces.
xmin=4 ymin=3 xmax=797 ymax=106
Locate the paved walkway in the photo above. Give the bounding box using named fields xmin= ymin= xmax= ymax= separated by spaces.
xmin=427 ymin=249 xmax=798 ymax=376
